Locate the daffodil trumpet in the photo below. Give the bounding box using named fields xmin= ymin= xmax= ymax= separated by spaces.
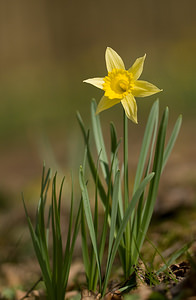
xmin=84 ymin=47 xmax=162 ymax=123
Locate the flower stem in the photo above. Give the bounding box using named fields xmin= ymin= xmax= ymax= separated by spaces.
xmin=123 ymin=111 xmax=130 ymax=277
xmin=124 ymin=111 xmax=129 ymax=207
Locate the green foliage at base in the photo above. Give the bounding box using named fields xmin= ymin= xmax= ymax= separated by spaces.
xmin=23 ymin=166 xmax=81 ymax=300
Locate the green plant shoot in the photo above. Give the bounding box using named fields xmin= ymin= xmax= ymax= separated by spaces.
xmin=23 ymin=166 xmax=81 ymax=300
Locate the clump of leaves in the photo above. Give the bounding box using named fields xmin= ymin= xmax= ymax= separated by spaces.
xmin=77 ymin=99 xmax=182 ymax=293
xmin=23 ymin=166 xmax=81 ymax=300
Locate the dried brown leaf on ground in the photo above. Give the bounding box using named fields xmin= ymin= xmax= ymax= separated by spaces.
xmin=81 ymin=289 xmax=101 ymax=300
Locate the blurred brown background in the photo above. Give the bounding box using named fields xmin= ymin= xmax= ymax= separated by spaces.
xmin=0 ymin=1 xmax=196 ymax=291
xmin=0 ymin=0 xmax=195 ymax=200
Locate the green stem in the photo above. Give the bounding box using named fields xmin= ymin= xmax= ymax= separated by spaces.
xmin=123 ymin=111 xmax=130 ymax=277
xmin=124 ymin=112 xmax=129 ymax=208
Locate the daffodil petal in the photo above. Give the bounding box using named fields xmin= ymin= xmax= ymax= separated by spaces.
xmin=121 ymin=94 xmax=138 ymax=123
xmin=83 ymin=78 xmax=104 ymax=90
xmin=96 ymin=95 xmax=121 ymax=114
xmin=132 ymin=80 xmax=162 ymax=97
xmin=128 ymin=54 xmax=146 ymax=80
xmin=105 ymin=47 xmax=125 ymax=72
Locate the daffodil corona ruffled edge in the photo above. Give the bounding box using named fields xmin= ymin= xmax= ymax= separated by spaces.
xmin=84 ymin=47 xmax=162 ymax=123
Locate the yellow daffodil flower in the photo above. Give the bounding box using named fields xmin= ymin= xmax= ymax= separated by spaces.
xmin=84 ymin=47 xmax=162 ymax=123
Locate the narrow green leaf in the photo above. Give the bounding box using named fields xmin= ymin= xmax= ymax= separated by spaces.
xmin=162 ymin=115 xmax=182 ymax=171
xmin=133 ymin=100 xmax=159 ymax=194
xmin=35 ymin=167 xmax=51 ymax=259
xmin=98 ymin=139 xmax=120 ymax=272
xmin=108 ymin=170 xmax=120 ymax=258
xmin=157 ymin=242 xmax=192 ymax=274
xmin=94 ymin=153 xmax=100 ymax=238
xmin=51 ymin=180 xmax=57 ymax=289
xmin=22 ymin=196 xmax=53 ymax=297
xmin=110 ymin=122 xmax=123 ymax=222
xmin=54 ymin=174 xmax=66 ymax=298
xmin=136 ymin=107 xmax=169 ymax=261
xmin=76 ymin=111 xmax=88 ymax=143
xmin=133 ymin=103 xmax=159 ymax=244
xmin=46 ymin=205 xmax=51 ymax=247
xmin=90 ymin=153 xmax=101 ymax=290
xmin=62 ymin=198 xmax=82 ymax=294
xmin=81 ymin=202 xmax=90 ymax=283
xmin=102 ymin=172 xmax=154 ymax=295
xmin=64 ymin=174 xmax=74 ymax=260
xmin=40 ymin=166 xmax=51 ymax=207
xmin=77 ymin=111 xmax=107 ymax=206
xmin=142 ymin=107 xmax=168 ymax=226
xmin=91 ymin=100 xmax=109 ymax=181
xmin=79 ymin=166 xmax=102 ymax=288
xmin=58 ymin=176 xmax=65 ymax=215
xmin=110 ymin=122 xmax=118 ymax=156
